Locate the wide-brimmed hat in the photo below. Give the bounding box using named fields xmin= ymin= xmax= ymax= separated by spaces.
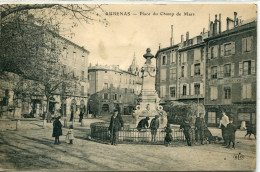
xmin=145 ymin=117 xmax=150 ymax=120
xmin=155 ymin=115 xmax=159 ymax=118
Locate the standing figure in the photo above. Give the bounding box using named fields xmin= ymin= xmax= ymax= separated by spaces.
xmin=180 ymin=117 xmax=192 ymax=146
xmin=70 ymin=110 xmax=74 ymax=122
xmin=52 ymin=116 xmax=62 ymax=145
xmin=150 ymin=115 xmax=160 ymax=142
xmin=137 ymin=117 xmax=150 ymax=131
xmin=66 ymin=125 xmax=74 ymax=144
xmin=109 ymin=109 xmax=124 ymax=145
xmin=164 ymin=123 xmax=173 ymax=146
xmin=219 ymin=112 xmax=229 ymax=145
xmin=226 ymin=118 xmax=236 ymax=149
xmin=79 ymin=111 xmax=84 ymax=122
xmin=195 ymin=113 xmax=206 ymax=145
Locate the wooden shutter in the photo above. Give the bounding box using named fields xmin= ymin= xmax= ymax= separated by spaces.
xmin=248 ymin=37 xmax=253 ymax=52
xmin=191 ymin=64 xmax=194 ymax=76
xmin=242 ymin=38 xmax=246 ymax=53
xmin=186 ymin=84 xmax=190 ymax=96
xmin=200 ymin=63 xmax=204 ymax=75
xmin=220 ymin=44 xmax=224 ymax=57
xmin=184 ymin=66 xmax=187 ymax=78
xmin=239 ymin=62 xmax=243 ymax=76
xmin=231 ymin=42 xmax=235 ymax=54
xmin=242 ymin=85 xmax=246 ymax=99
xmin=208 ymin=67 xmax=211 ymax=79
xmin=215 ymin=45 xmax=219 ymax=58
xmin=218 ymin=66 xmax=223 ymax=78
xmin=184 ymin=52 xmax=187 ymax=63
xmin=251 ymin=60 xmax=255 ymax=74
xmin=200 ymin=83 xmax=204 ymax=96
xmin=191 ymin=83 xmax=194 ymax=95
xmin=180 ymin=84 xmax=183 ymax=96
xmin=208 ymin=47 xmax=211 ymax=59
xmin=247 ymin=84 xmax=252 ymax=99
xmin=231 ymin=63 xmax=235 ymax=77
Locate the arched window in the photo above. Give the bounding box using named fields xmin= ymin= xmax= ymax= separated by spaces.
xmin=102 ymin=104 xmax=109 ymax=112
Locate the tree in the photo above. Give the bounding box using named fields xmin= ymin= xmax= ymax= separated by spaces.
xmin=0 ymin=4 xmax=107 ymax=117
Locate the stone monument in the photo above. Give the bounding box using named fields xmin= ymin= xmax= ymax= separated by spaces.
xmin=133 ymin=48 xmax=167 ymax=128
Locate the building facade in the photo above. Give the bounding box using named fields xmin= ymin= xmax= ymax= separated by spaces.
xmin=88 ymin=56 xmax=142 ymax=116
xmin=155 ymin=12 xmax=256 ymax=127
xmin=0 ymin=27 xmax=89 ymax=119
xmin=204 ymin=14 xmax=256 ymax=127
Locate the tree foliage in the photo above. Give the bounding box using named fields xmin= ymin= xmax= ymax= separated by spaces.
xmin=0 ymin=4 xmax=107 ymax=115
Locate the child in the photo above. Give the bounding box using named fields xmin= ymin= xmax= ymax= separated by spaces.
xmin=226 ymin=118 xmax=236 ymax=149
xmin=164 ymin=123 xmax=173 ymax=146
xmin=66 ymin=125 xmax=74 ymax=144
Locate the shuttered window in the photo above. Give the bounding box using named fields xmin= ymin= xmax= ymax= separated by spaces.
xmin=242 ymin=84 xmax=252 ymax=99
xmin=210 ymin=86 xmax=218 ymax=100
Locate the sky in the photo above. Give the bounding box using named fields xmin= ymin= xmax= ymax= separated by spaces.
xmin=67 ymin=4 xmax=257 ymax=70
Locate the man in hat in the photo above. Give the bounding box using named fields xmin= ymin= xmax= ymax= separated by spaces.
xmin=52 ymin=116 xmax=62 ymax=145
xmin=219 ymin=111 xmax=229 ymax=145
xmin=150 ymin=115 xmax=160 ymax=142
xmin=137 ymin=117 xmax=150 ymax=131
xmin=195 ymin=113 xmax=206 ymax=145
xmin=109 ymin=109 xmax=124 ymax=145
xmin=180 ymin=116 xmax=192 ymax=146
xmin=226 ymin=117 xmax=236 ymax=149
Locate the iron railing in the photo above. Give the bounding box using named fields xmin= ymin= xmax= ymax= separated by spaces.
xmin=90 ymin=122 xmax=196 ymax=145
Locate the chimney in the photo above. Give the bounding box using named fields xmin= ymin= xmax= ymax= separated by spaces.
xmin=214 ymin=14 xmax=218 ymax=35
xmin=219 ymin=13 xmax=222 ymax=33
xmin=227 ymin=17 xmax=229 ymax=30
xmin=170 ymin=25 xmax=174 ymax=46
xmin=234 ymin=12 xmax=237 ymax=27
xmin=210 ymin=22 xmax=214 ymax=36
xmin=186 ymin=32 xmax=189 ymax=41
xmin=159 ymin=43 xmax=161 ymax=50
xmin=203 ymin=28 xmax=205 ymax=34
xmin=181 ymin=34 xmax=184 ymax=43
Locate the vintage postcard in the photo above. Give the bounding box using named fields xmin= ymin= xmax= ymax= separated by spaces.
xmin=0 ymin=3 xmax=257 ymax=171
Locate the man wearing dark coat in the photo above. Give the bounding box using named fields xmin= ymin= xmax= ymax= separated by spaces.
xmin=150 ymin=115 xmax=160 ymax=142
xmin=226 ymin=118 xmax=236 ymax=149
xmin=180 ymin=117 xmax=192 ymax=146
xmin=137 ymin=117 xmax=150 ymax=131
xmin=195 ymin=113 xmax=206 ymax=145
xmin=52 ymin=116 xmax=62 ymax=144
xmin=109 ymin=109 xmax=124 ymax=145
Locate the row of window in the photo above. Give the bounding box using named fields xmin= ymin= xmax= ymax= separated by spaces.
xmin=209 ymin=37 xmax=253 ymax=59
xmin=209 ymin=60 xmax=255 ymax=79
xmin=103 ymin=75 xmax=136 ymax=85
xmin=103 ymin=93 xmax=121 ymax=100
xmin=62 ymin=66 xmax=86 ymax=81
xmin=160 ymin=82 xmax=203 ymax=98
xmin=210 ymin=83 xmax=252 ymax=100
xmin=160 ymin=36 xmax=253 ymax=66
xmin=161 ymin=63 xmax=203 ymax=81
xmin=161 ymin=48 xmax=201 ymax=66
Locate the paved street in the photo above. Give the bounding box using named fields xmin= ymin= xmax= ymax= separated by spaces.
xmin=0 ymin=119 xmax=256 ymax=171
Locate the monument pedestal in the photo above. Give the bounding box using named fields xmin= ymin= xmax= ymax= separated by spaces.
xmin=132 ymin=48 xmax=167 ymax=128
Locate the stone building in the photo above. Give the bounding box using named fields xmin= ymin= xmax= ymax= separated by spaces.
xmin=155 ymin=12 xmax=256 ymax=127
xmin=0 ymin=27 xmax=89 ymax=119
xmin=204 ymin=13 xmax=256 ymax=127
xmin=155 ymin=30 xmax=208 ymax=105
xmin=88 ymin=55 xmax=142 ymax=116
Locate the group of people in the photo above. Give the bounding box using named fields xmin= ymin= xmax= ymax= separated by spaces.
xmin=52 ymin=108 xmax=239 ymax=149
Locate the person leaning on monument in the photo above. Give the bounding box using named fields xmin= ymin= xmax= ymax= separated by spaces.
xmin=150 ymin=115 xmax=160 ymax=142
xmin=108 ymin=109 xmax=124 ymax=146
xmin=137 ymin=117 xmax=150 ymax=131
xmin=219 ymin=111 xmax=229 ymax=146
